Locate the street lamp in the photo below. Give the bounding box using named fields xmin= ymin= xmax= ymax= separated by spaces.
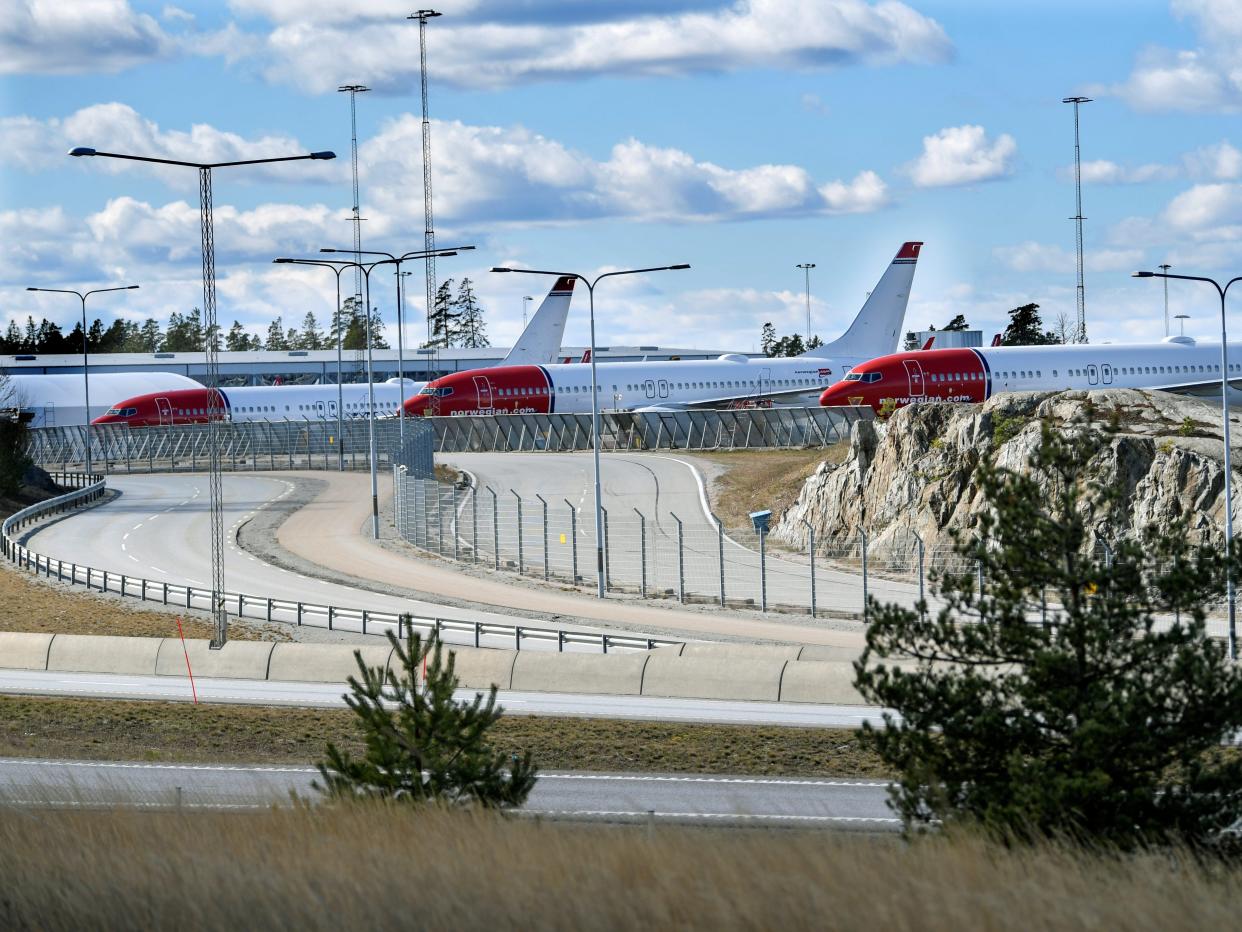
xmin=1134 ymin=268 xmax=1242 ymax=658
xmin=1158 ymin=263 xmax=1172 ymax=337
xmin=796 ymin=262 xmax=816 ymax=343
xmin=25 ymin=284 xmax=139 ymax=475
xmin=490 ymin=262 xmax=691 ymax=598
xmin=71 ymin=144 xmax=335 ymax=649
xmin=319 ymin=245 xmax=475 ymax=447
xmin=1176 ymin=313 xmax=1190 ymax=337
xmin=523 ymin=295 xmax=533 ymax=329
xmin=282 ymin=248 xmax=460 ymax=539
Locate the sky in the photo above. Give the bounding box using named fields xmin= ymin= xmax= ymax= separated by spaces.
xmin=3 ymin=0 xmax=1242 ymax=354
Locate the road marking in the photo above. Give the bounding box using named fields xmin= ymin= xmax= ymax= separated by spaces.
xmin=0 ymin=758 xmax=317 ymax=774
xmin=539 ymin=773 xmax=888 ymax=788
xmin=524 ymin=809 xmax=899 ymax=823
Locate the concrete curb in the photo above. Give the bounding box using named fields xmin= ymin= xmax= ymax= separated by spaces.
xmin=0 ymin=634 xmax=869 ymax=707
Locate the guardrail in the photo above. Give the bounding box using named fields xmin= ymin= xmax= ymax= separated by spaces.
xmin=1 ymin=474 xmax=677 ymax=655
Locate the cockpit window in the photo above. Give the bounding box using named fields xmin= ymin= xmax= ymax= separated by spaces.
xmin=123 ymin=407 xmax=137 ymax=417
xmin=844 ymin=372 xmax=864 ymax=382
xmin=418 ymin=386 xmax=454 ymax=397
xmin=105 ymin=408 xmax=121 ymax=416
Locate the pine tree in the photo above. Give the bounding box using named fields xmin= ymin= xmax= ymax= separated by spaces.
xmin=1001 ymin=303 xmax=1057 ymax=346
xmin=315 ymin=629 xmax=538 ymax=808
xmin=807 ymin=335 xmax=824 ymax=351
xmin=297 ymin=311 xmax=325 ymax=350
xmin=942 ymin=313 xmax=969 ymax=331
xmin=331 ymin=296 xmax=358 ymax=348
xmin=760 ymin=322 xmax=777 ymax=357
xmin=3 ymin=321 xmax=21 ymax=353
xmin=225 ymin=321 xmax=252 ymax=352
xmin=367 ymin=306 xmax=389 ymax=350
xmin=855 ymin=420 xmax=1242 ymax=849
xmin=427 ymin=279 xmax=458 ymax=348
xmin=453 ymin=278 xmax=489 ymax=348
xmin=139 ymin=319 xmax=162 ymax=352
xmin=264 ymin=316 xmax=288 ymax=351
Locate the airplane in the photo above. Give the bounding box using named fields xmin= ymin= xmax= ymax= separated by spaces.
xmin=4 ymin=372 xmax=203 ymax=428
xmin=818 ymin=332 xmax=1242 ymax=414
xmin=403 ymin=242 xmax=923 ymax=417
xmin=91 ymin=277 xmax=577 ymax=427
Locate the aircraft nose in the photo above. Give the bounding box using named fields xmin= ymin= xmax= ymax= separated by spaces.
xmin=819 ymin=383 xmax=853 ymax=407
xmin=405 ymin=396 xmax=429 ymax=417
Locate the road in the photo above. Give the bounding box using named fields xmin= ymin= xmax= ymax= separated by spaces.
xmin=437 ymin=451 xmax=927 ymax=615
xmin=24 ymin=472 xmax=651 ymax=651
xmin=0 ymin=668 xmax=885 ymax=728
xmin=0 ymin=757 xmax=898 ymax=828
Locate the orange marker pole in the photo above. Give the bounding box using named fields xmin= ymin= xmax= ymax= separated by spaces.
xmin=176 ymin=616 xmax=198 ymax=705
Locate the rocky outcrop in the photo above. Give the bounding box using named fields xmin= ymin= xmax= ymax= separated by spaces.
xmin=773 ymin=390 xmax=1240 ymax=561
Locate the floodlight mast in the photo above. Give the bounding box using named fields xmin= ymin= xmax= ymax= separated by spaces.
xmin=70 ymin=145 xmax=335 ymax=649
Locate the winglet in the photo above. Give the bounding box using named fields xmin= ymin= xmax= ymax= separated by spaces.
xmin=921 ymin=336 xmax=935 ymax=351
xmin=580 ymin=348 xmax=591 ymax=364
xmin=991 ymin=333 xmax=1002 ymax=347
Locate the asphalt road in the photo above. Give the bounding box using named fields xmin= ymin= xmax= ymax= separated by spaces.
xmin=0 ymin=668 xmax=885 ymax=728
xmin=438 ymin=451 xmax=927 ymax=614
xmin=0 ymin=757 xmax=898 ymax=828
xmin=24 ymin=472 xmax=643 ymax=651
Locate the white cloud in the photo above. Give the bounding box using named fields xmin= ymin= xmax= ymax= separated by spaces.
xmin=0 ymin=103 xmax=341 ymax=186
xmin=905 ymin=124 xmax=1017 ymax=188
xmin=1111 ymin=0 xmax=1242 ymax=112
xmin=362 ymin=115 xmax=889 ymax=225
xmin=1071 ymin=159 xmax=1177 ymax=184
xmin=0 ymin=0 xmax=173 ymax=75
xmin=1184 ymin=141 xmax=1242 ymax=180
xmin=994 ymin=241 xmax=1144 ymax=275
xmin=1163 ymin=182 xmax=1242 ymax=231
xmin=227 ymin=0 xmax=952 ymax=92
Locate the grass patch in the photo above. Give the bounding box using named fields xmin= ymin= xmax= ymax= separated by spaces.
xmin=684 ymin=447 xmax=846 ymax=531
xmin=2 ymin=805 xmax=1239 ymax=930
xmin=0 ymin=694 xmax=887 ymax=777
xmin=0 ymin=563 xmax=286 ymax=641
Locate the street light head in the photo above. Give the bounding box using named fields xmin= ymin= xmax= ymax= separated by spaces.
xmin=669 ymin=264 xmax=691 ymax=270
xmin=273 ymin=258 xmax=293 ymax=264
xmin=25 ymin=287 xmax=36 ymax=291
xmin=126 ymin=285 xmax=139 ymax=290
xmin=309 ymin=151 xmax=337 ymax=160
xmin=1133 ymin=271 xmax=1155 ymax=278
xmin=1062 ymin=96 xmax=1093 ymax=104
xmin=68 ymin=147 xmax=96 ymax=157
xmin=491 ymin=267 xmax=513 ymax=273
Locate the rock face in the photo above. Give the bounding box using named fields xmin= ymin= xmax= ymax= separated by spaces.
xmin=772 ymin=390 xmax=1241 ymax=562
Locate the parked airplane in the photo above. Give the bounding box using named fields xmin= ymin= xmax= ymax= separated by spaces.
xmin=403 ymin=242 xmax=922 ymax=417
xmin=819 ymin=334 xmax=1242 ymax=413
xmin=91 ymin=277 xmax=577 ymax=427
xmin=5 ymin=372 xmax=202 ymax=428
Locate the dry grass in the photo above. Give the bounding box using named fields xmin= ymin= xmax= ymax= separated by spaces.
xmin=0 ymin=562 xmax=286 ymax=640
xmin=0 ymin=804 xmax=1237 ymax=931
xmin=0 ymin=694 xmax=887 ymax=776
xmin=685 ymin=446 xmax=847 ymax=531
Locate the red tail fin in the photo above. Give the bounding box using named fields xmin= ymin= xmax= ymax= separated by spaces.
xmin=921 ymin=336 xmax=935 ymax=351
xmin=991 ymin=333 xmax=1002 ymax=347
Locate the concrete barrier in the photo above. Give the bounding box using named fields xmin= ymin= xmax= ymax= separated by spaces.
xmin=0 ymin=632 xmax=55 ymax=670
xmin=679 ymin=643 xmax=803 ymax=661
xmin=155 ymin=638 xmax=276 ymax=681
xmin=266 ymin=642 xmax=394 ymax=683
xmin=511 ymin=651 xmax=649 ymax=696
xmin=641 ymin=654 xmax=788 ymax=702
xmin=46 ymin=634 xmax=162 ymax=675
xmin=777 ymin=660 xmax=866 ymax=705
xmin=447 ymin=648 xmax=517 ymax=690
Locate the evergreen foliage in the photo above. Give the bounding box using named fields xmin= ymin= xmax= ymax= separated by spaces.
xmin=315 ymin=630 xmax=537 ymax=808
xmin=427 ymin=279 xmax=459 ymax=348
xmin=454 ymin=278 xmax=489 ymax=348
xmin=759 ymin=323 xmax=814 ymax=357
xmin=942 ymin=313 xmax=970 ymax=331
xmin=1001 ymin=303 xmax=1058 ymax=346
xmin=855 ymin=421 xmax=1242 ymax=849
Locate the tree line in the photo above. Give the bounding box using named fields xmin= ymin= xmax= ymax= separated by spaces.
xmin=7 ymin=277 xmax=491 ymax=355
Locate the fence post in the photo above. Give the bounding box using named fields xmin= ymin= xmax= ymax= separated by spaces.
xmin=716 ymin=517 xmax=726 ymax=607
xmin=913 ymin=531 xmax=925 ymax=613
xmin=801 ymin=517 xmax=816 ymax=618
xmin=536 ymin=493 xmax=549 ymax=580
xmin=488 ymin=486 xmax=499 ymax=571
xmin=296 ymin=601 xmax=302 ymax=626
xmin=671 ymin=511 xmax=685 ymax=603
xmin=511 ymin=490 xmax=524 ymax=575
xmin=860 ymin=528 xmax=869 ymax=621
xmin=452 ymin=486 xmax=460 ymax=562
xmin=758 ymin=525 xmax=767 ymax=612
xmin=634 ymin=507 xmax=646 ymax=598
xmin=436 ymin=482 xmax=444 ymax=555
xmin=564 ymin=498 xmax=578 ymax=583
xmin=471 ymin=485 xmax=479 ymax=563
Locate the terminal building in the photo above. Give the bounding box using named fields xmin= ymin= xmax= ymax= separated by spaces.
xmin=0 ymin=344 xmax=747 ymax=387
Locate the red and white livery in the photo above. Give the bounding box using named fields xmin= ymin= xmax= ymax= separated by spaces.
xmin=404 ymin=242 xmax=923 ymax=417
xmin=819 ymin=334 xmax=1242 ymax=413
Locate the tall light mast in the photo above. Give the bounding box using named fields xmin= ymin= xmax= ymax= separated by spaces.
xmin=1062 ymin=96 xmax=1091 ymax=344
xmin=338 ymin=84 xmax=370 ymax=359
xmin=410 ymin=10 xmax=441 ymax=345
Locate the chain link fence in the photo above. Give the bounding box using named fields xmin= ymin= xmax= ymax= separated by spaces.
xmin=391 ymin=473 xmax=983 ymax=617
xmin=426 ymin=406 xmax=871 ymax=453
xmin=26 ymin=418 xmax=436 ymax=478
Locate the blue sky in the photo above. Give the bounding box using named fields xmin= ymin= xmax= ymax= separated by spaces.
xmin=3 ymin=0 xmax=1242 ymax=353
